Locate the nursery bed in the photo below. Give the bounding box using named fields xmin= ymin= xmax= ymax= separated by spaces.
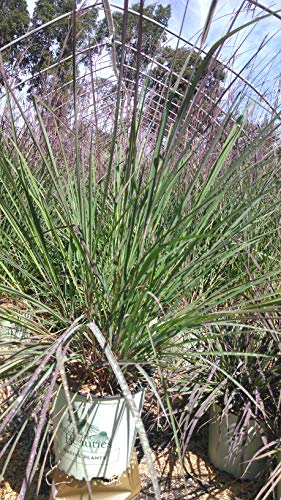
xmin=0 ymin=431 xmax=263 ymax=499
xmin=0 ymin=382 xmax=265 ymax=499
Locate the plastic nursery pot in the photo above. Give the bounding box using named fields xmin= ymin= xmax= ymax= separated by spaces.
xmin=208 ymin=403 xmax=265 ymax=479
xmin=51 ymin=385 xmax=145 ymax=480
xmin=49 ymin=450 xmax=141 ymax=499
xmin=277 ymin=450 xmax=281 ymax=499
xmin=0 ymin=319 xmax=29 ymax=342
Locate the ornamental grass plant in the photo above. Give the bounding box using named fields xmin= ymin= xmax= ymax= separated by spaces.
xmin=0 ymin=1 xmax=280 ymax=498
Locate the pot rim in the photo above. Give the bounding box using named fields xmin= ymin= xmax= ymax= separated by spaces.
xmin=54 ymin=382 xmax=146 ymax=401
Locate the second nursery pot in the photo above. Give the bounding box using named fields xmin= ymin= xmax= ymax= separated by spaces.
xmin=208 ymin=403 xmax=265 ymax=479
xmin=277 ymin=450 xmax=281 ymax=499
xmin=0 ymin=315 xmax=30 ymax=342
xmin=52 ymin=385 xmax=145 ymax=480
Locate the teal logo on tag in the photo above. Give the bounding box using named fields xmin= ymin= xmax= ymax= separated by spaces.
xmin=62 ymin=419 xmax=111 ymax=451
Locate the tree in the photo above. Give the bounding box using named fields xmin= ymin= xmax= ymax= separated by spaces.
xmin=28 ymin=0 xmax=98 ymax=95
xmin=148 ymin=45 xmax=226 ymax=133
xmin=96 ymin=4 xmax=225 ymax=135
xmin=0 ymin=0 xmax=30 ymax=84
xmin=97 ymin=2 xmax=172 ymax=85
xmin=154 ymin=46 xmax=225 ymax=91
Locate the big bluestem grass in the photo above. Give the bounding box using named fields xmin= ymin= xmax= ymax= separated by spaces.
xmin=0 ymin=2 xmax=280 ymax=498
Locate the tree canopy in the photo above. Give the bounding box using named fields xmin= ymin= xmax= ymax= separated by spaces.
xmin=148 ymin=45 xmax=226 ymax=130
xmin=97 ymin=2 xmax=172 ymax=84
xmin=154 ymin=46 xmax=225 ymax=92
xmin=0 ymin=0 xmax=30 ymax=82
xmin=0 ymin=0 xmax=30 ymax=49
xmin=96 ymin=4 xmax=225 ymax=133
xmin=27 ymin=0 xmax=98 ymax=94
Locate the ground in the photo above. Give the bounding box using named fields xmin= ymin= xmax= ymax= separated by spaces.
xmin=0 ymin=386 xmax=266 ymax=499
xmin=0 ymin=428 xmax=264 ymax=499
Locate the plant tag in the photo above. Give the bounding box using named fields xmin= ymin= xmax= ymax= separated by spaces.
xmin=52 ymin=387 xmax=145 ymax=480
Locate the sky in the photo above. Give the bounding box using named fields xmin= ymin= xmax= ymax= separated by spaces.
xmin=25 ymin=0 xmax=280 ymax=112
xmin=111 ymin=0 xmax=280 ymax=109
